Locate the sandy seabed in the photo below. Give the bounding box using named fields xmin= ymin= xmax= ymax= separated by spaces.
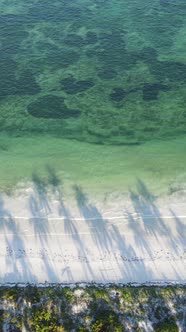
xmin=0 ymin=185 xmax=186 ymax=285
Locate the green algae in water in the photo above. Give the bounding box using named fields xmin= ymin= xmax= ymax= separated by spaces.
xmin=0 ymin=0 xmax=186 ymax=192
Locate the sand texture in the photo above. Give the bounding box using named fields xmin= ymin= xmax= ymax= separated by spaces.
xmin=0 ymin=185 xmax=185 ymax=285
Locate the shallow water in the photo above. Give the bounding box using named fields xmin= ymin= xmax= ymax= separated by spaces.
xmin=0 ymin=0 xmax=186 ymax=195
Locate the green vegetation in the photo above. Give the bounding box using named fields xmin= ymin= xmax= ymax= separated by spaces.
xmin=0 ymin=285 xmax=184 ymax=331
xmin=90 ymin=312 xmax=123 ymax=332
xmin=154 ymin=318 xmax=179 ymax=332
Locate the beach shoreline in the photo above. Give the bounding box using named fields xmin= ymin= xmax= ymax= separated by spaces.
xmin=0 ymin=184 xmax=185 ymax=285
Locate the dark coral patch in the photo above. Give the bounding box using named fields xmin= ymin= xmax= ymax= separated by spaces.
xmin=98 ymin=31 xmax=126 ymax=58
xmin=28 ymin=2 xmax=65 ymax=22
xmin=45 ymin=48 xmax=80 ymax=67
xmin=142 ymin=83 xmax=169 ymax=101
xmin=139 ymin=47 xmax=158 ymax=63
xmin=95 ymin=31 xmax=137 ymax=69
xmin=142 ymin=84 xmax=159 ymax=101
xmin=110 ymin=88 xmax=126 ymax=102
xmin=27 ymin=95 xmax=81 ymax=119
xmin=97 ymin=68 xmax=117 ymax=79
xmin=60 ymin=76 xmax=75 ymax=87
xmin=28 ymin=2 xmax=85 ymax=22
xmin=150 ymin=61 xmax=186 ymax=82
xmin=0 ymin=59 xmax=40 ymax=99
xmin=159 ymin=0 xmax=185 ymax=10
xmin=63 ymin=34 xmax=85 ymax=47
xmin=0 ymin=58 xmax=18 ymax=98
xmin=99 ymin=30 xmax=125 ymax=48
xmin=61 ymin=6 xmax=87 ymax=21
xmin=159 ymin=0 xmax=171 ymax=6
xmin=85 ymin=31 xmax=98 ymax=45
xmin=85 ymin=48 xmax=97 ymax=58
xmin=16 ymin=70 xmax=41 ymax=95
xmin=0 ymin=15 xmax=29 ymax=56
xmin=61 ymin=77 xmax=94 ymax=94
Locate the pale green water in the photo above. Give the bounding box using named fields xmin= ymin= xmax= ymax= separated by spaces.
xmin=0 ymin=134 xmax=186 ymax=196
xmin=0 ymin=0 xmax=186 ymax=195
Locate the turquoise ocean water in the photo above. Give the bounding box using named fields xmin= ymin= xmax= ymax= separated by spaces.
xmin=0 ymin=0 xmax=186 ymax=195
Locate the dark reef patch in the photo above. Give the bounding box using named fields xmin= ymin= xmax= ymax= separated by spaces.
xmin=62 ymin=5 xmax=92 ymax=22
xmin=0 ymin=1 xmax=185 ymax=145
xmin=97 ymin=68 xmax=117 ymax=79
xmin=150 ymin=61 xmax=186 ymax=82
xmin=45 ymin=48 xmax=80 ymax=67
xmin=159 ymin=0 xmax=172 ymax=7
xmin=0 ymin=14 xmax=27 ymax=27
xmin=98 ymin=30 xmax=127 ymax=56
xmin=110 ymin=88 xmax=126 ymax=102
xmin=0 ymin=58 xmax=18 ymax=98
xmin=95 ymin=33 xmax=138 ymax=69
xmin=99 ymin=30 xmax=125 ymax=48
xmin=28 ymin=3 xmax=86 ymax=23
xmin=0 ymin=16 xmax=29 ymax=56
xmin=35 ymin=41 xmax=56 ymax=52
xmin=60 ymin=76 xmax=75 ymax=87
xmin=85 ymin=48 xmax=97 ymax=58
xmin=96 ymin=31 xmax=126 ymax=66
xmin=85 ymin=31 xmax=98 ymax=45
xmin=61 ymin=76 xmax=94 ymax=94
xmin=159 ymin=0 xmax=186 ymax=11
xmin=27 ymin=95 xmax=81 ymax=119
xmin=139 ymin=47 xmax=158 ymax=63
xmin=63 ymin=34 xmax=85 ymax=47
xmin=16 ymin=70 xmax=41 ymax=95
xmin=0 ymin=59 xmax=40 ymax=99
xmin=142 ymin=83 xmax=169 ymax=101
xmin=28 ymin=2 xmax=65 ymax=22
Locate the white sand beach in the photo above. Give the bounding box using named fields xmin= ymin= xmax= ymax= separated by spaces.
xmin=0 ymin=184 xmax=186 ymax=285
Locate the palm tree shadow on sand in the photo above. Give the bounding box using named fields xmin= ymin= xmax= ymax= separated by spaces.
xmin=129 ymin=179 xmax=169 ymax=236
xmin=0 ymin=195 xmax=37 ymax=283
xmin=73 ymin=185 xmax=112 ymax=251
xmin=0 ymin=173 xmax=185 ymax=284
